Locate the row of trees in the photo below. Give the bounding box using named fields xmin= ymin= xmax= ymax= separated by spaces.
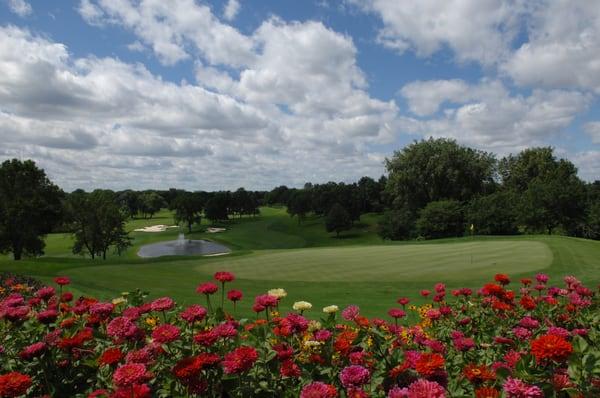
xmin=379 ymin=140 xmax=600 ymax=240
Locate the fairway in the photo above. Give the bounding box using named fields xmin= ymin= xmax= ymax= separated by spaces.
xmin=193 ymin=241 xmax=552 ymax=282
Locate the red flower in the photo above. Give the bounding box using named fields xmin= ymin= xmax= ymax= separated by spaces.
xmin=194 ymin=329 xmax=218 ymax=347
xmin=37 ymin=309 xmax=58 ymax=324
xmin=152 ymin=324 xmax=180 ymax=344
xmin=113 ymin=363 xmax=148 ymax=388
xmin=112 ymin=384 xmax=151 ymax=398
xmin=196 ymin=282 xmax=218 ymax=295
xmin=227 ymin=289 xmax=243 ymax=302
xmin=388 ymin=308 xmax=406 ymax=319
xmin=54 ymin=276 xmax=70 ymax=286
xmin=58 ymin=328 xmax=93 ymax=351
xmin=531 ymin=334 xmax=573 ymax=363
xmin=222 ymin=346 xmax=258 ymax=374
xmin=475 ymin=387 xmax=500 ymax=398
xmin=98 ymin=347 xmax=123 ymax=366
xmin=214 ymin=271 xmax=235 ymax=283
xmin=180 ymin=304 xmax=207 ymax=323
xmin=463 ymin=364 xmax=495 ymax=384
xmin=520 ymin=295 xmax=536 ymax=310
xmin=0 ymin=372 xmax=32 ymax=398
xmin=172 ymin=357 xmax=203 ymax=381
xmin=300 ymin=382 xmax=338 ymax=398
xmin=415 ymin=352 xmax=445 ymax=376
xmin=482 ymin=283 xmax=504 ymax=296
xmin=280 ymin=359 xmax=301 ymax=378
xmin=494 ymin=274 xmax=510 ymax=285
xmin=107 ymin=316 xmax=141 ymax=340
xmin=19 ymin=342 xmax=47 ymax=360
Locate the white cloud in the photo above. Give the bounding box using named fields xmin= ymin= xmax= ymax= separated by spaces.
xmin=502 ymin=1 xmax=600 ymax=93
xmin=584 ymin=122 xmax=600 ymax=144
xmin=223 ymin=0 xmax=240 ymax=21
xmin=400 ymin=79 xmax=591 ymax=152
xmin=352 ymin=0 xmax=524 ymax=65
xmin=571 ymin=151 xmax=600 ymax=182
xmin=5 ymin=0 xmax=32 ymax=17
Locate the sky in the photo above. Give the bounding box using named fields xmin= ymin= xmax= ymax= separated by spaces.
xmin=1 ymin=0 xmax=599 ymax=192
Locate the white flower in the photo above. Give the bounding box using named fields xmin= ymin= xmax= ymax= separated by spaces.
xmin=322 ymin=305 xmax=339 ymax=314
xmin=268 ymin=288 xmax=287 ymax=299
xmin=292 ymin=301 xmax=312 ymax=311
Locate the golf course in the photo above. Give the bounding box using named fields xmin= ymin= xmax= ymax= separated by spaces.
xmin=2 ymin=207 xmax=599 ymax=317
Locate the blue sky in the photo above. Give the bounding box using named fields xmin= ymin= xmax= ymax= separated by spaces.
xmin=1 ymin=0 xmax=599 ymax=191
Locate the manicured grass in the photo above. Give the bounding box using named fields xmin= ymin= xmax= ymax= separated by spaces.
xmin=1 ymin=207 xmax=599 ymax=317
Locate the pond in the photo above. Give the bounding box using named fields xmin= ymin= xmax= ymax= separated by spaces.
xmin=138 ymin=234 xmax=230 ymax=258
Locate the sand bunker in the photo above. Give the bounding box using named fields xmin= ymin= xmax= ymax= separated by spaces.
xmin=206 ymin=227 xmax=227 ymax=233
xmin=134 ymin=225 xmax=179 ymax=233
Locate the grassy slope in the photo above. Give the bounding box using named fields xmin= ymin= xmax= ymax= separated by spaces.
xmin=1 ymin=207 xmax=599 ymax=317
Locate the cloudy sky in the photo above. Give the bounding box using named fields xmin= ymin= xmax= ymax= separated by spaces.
xmin=1 ymin=0 xmax=599 ymax=191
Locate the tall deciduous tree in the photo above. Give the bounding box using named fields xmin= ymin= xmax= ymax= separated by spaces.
xmin=173 ymin=192 xmax=204 ymax=232
xmin=325 ymin=203 xmax=352 ymax=237
xmin=0 ymin=159 xmax=63 ymax=260
xmin=67 ymin=190 xmax=131 ymax=260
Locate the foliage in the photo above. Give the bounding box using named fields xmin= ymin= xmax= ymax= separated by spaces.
xmin=385 ymin=138 xmax=496 ymax=212
xmin=416 ymin=200 xmax=464 ymax=239
xmin=0 ymin=159 xmax=63 ymax=260
xmin=325 ymin=203 xmax=352 ymax=237
xmin=466 ymin=191 xmax=519 ymax=235
xmin=287 ymin=190 xmax=312 ymax=224
xmin=138 ymin=192 xmax=167 ymax=219
xmin=172 ymin=192 xmax=204 ymax=233
xmin=204 ymin=193 xmax=230 ymax=223
xmin=66 ymin=190 xmax=132 ymax=260
xmin=377 ymin=208 xmax=416 ymax=240
xmin=0 ymin=272 xmax=599 ymax=397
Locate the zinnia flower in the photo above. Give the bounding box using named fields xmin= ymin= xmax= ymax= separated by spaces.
xmin=98 ymin=347 xmax=123 ymax=366
xmin=300 ymin=381 xmax=338 ymax=398
xmin=113 ymin=363 xmax=148 ymax=388
xmin=196 ymin=282 xmax=218 ymax=295
xmin=404 ymin=379 xmax=446 ymax=398
xmin=214 ymin=271 xmax=235 ymax=283
xmin=530 ymin=334 xmax=573 ymax=363
xmin=0 ymin=372 xmax=32 ymax=398
xmin=180 ymin=304 xmax=207 ymax=323
xmin=293 ymin=301 xmax=312 ymax=311
xmin=152 ymin=324 xmax=180 ymax=344
xmin=339 ymin=365 xmax=370 ymax=388
xmin=150 ymin=297 xmax=175 ymax=312
xmin=222 ymin=346 xmax=258 ymax=374
xmin=19 ymin=342 xmax=46 ymax=361
xmin=475 ymin=387 xmax=500 ymax=398
xmin=342 ymin=305 xmax=360 ymax=321
xmin=227 ymin=290 xmax=243 ymax=302
xmin=54 ymin=276 xmax=70 ymax=286
xmin=323 ymin=305 xmax=339 ymax=314
xmin=415 ymin=353 xmax=445 ymax=376
xmin=503 ymin=377 xmax=543 ymax=398
xmin=268 ymin=288 xmax=287 ymax=298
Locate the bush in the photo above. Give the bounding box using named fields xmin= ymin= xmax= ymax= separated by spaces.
xmin=466 ymin=191 xmax=519 ymax=235
xmin=416 ymin=200 xmax=464 ymax=239
xmin=377 ymin=208 xmax=416 ymax=240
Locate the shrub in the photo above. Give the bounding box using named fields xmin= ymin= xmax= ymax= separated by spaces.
xmin=416 ymin=200 xmax=464 ymax=239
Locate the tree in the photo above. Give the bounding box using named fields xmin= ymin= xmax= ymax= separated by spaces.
xmin=502 ymin=148 xmax=586 ymax=234
xmin=172 ymin=192 xmax=204 ymax=233
xmin=116 ymin=190 xmax=140 ymax=219
xmin=385 ymin=138 xmax=496 ymax=212
xmin=0 ymin=159 xmax=63 ymax=260
xmin=377 ymin=208 xmax=416 ymax=240
xmin=416 ymin=200 xmax=464 ymax=239
xmin=287 ymin=190 xmax=312 ymax=224
xmin=67 ymin=190 xmax=131 ymax=260
xmin=205 ymin=192 xmax=230 ymax=224
xmin=325 ymin=203 xmax=352 ymax=237
xmin=139 ymin=192 xmax=166 ymax=219
xmin=466 ymin=192 xmax=519 ymax=235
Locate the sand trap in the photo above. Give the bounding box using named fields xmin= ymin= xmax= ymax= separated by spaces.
xmin=206 ymin=227 xmax=226 ymax=233
xmin=134 ymin=225 xmax=179 ymax=233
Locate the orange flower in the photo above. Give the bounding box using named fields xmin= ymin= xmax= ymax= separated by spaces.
xmin=475 ymin=386 xmax=500 ymax=398
xmin=531 ymin=334 xmax=573 ymax=363
xmin=463 ymin=364 xmax=495 ymax=384
xmin=415 ymin=352 xmax=445 ymax=376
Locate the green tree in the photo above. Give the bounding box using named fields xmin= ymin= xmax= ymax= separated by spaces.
xmin=67 ymin=190 xmax=131 ymax=260
xmin=377 ymin=207 xmax=416 ymax=240
xmin=173 ymin=192 xmax=204 ymax=233
xmin=139 ymin=192 xmax=166 ymax=219
xmin=325 ymin=203 xmax=352 ymax=237
xmin=205 ymin=193 xmax=230 ymax=224
xmin=385 ymin=138 xmax=496 ymax=211
xmin=0 ymin=159 xmax=63 ymax=260
xmin=466 ymin=191 xmax=519 ymax=235
xmin=416 ymin=200 xmax=464 ymax=239
xmin=116 ymin=190 xmax=140 ymax=219
xmin=287 ymin=190 xmax=312 ymax=224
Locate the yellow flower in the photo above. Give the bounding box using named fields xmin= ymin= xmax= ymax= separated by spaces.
xmin=145 ymin=317 xmax=158 ymax=328
xmin=323 ymin=305 xmax=339 ymax=314
xmin=292 ymin=301 xmax=312 ymax=311
xmin=308 ymin=320 xmax=321 ymax=332
xmin=268 ymin=288 xmax=287 ymax=299
xmin=112 ymin=297 xmax=127 ymax=306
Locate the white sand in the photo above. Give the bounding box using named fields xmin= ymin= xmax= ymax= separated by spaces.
xmin=134 ymin=225 xmax=179 ymax=233
xmin=206 ymin=227 xmax=226 ymax=233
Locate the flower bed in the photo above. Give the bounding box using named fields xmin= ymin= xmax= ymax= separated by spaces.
xmin=0 ymin=272 xmax=599 ymax=397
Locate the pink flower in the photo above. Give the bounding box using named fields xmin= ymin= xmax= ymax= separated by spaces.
xmin=388 ymin=308 xmax=406 ymax=319
xmin=36 ymin=309 xmax=58 ymax=324
xmin=113 ymin=363 xmax=148 ymax=388
xmin=150 ymin=297 xmax=175 ymax=312
xmin=222 ymin=346 xmax=258 ymax=374
xmin=503 ymin=377 xmax=543 ymax=398
xmin=214 ymin=271 xmax=235 ymax=283
xmin=89 ymin=302 xmax=114 ymax=319
xmin=388 ymin=386 xmax=409 ymax=397
xmin=179 ymin=305 xmax=207 ymax=323
xmin=152 ymin=324 xmax=180 ymax=344
xmin=213 ymin=322 xmax=238 ymax=338
xmin=547 ymin=326 xmax=570 ymax=339
xmin=342 ymin=305 xmax=360 ymax=321
xmin=255 ymin=294 xmax=278 ymax=308
xmin=339 ymin=365 xmax=370 ymax=388
xmin=420 ymin=290 xmax=431 ymax=297
xmin=300 ymin=381 xmax=338 ymax=398
xmin=19 ymin=342 xmax=46 ymax=360
xmin=35 ymin=287 xmax=55 ymax=300
xmin=404 ymin=379 xmax=445 ymax=398
xmin=535 ymin=273 xmax=549 ymax=284
xmin=314 ymin=329 xmax=332 ymax=341
xmin=54 ymin=276 xmax=70 ymax=286
xmin=107 ymin=317 xmax=140 ymax=340
xmin=397 ymin=297 xmax=410 ymax=306
xmin=227 ymin=290 xmax=243 ymax=302
xmin=196 ymin=282 xmax=218 ymax=295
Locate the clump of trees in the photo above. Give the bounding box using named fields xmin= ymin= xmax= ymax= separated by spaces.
xmin=378 ymin=138 xmax=598 ymax=241
xmin=0 ymin=160 xmax=63 ymax=260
